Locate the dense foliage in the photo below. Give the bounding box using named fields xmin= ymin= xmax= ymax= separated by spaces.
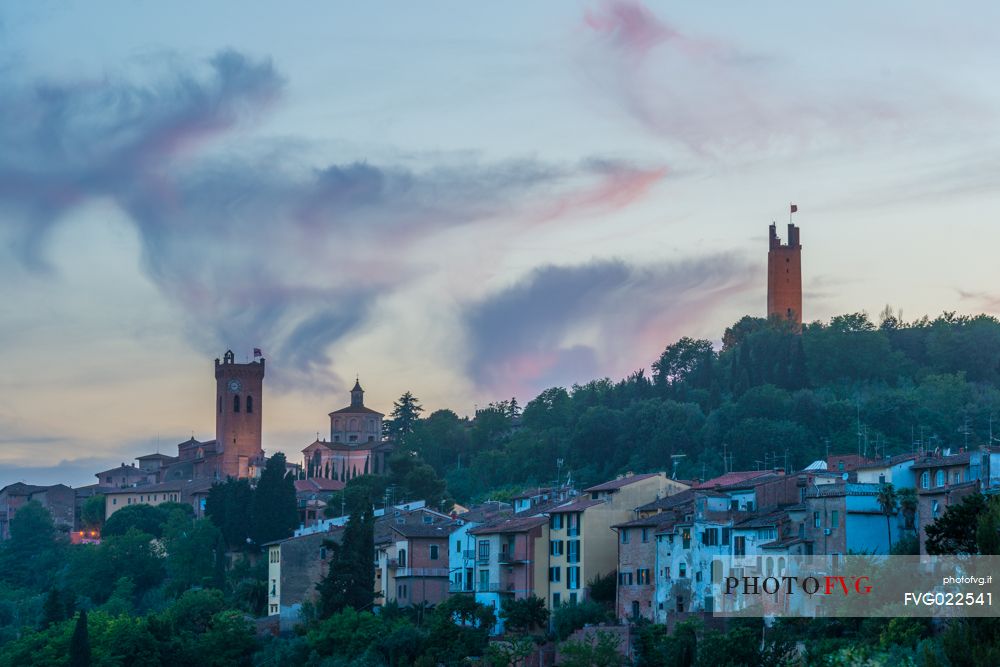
xmin=398 ymin=312 xmax=1000 ymax=499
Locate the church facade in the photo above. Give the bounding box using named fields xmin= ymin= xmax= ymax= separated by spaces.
xmin=302 ymin=380 xmax=393 ymax=482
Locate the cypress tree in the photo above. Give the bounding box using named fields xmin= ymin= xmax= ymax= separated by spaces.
xmin=69 ymin=610 xmax=90 ymax=667
xmin=251 ymin=453 xmax=299 ymax=545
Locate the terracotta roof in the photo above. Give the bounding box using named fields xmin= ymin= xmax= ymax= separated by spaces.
xmin=636 ymin=489 xmax=696 ymax=513
xmin=911 ymin=451 xmax=981 ymax=470
xmin=94 ymin=464 xmax=146 ymax=478
xmin=469 ymin=515 xmax=547 ymax=535
xmin=457 ymin=502 xmax=512 ymax=524
xmin=102 ymin=477 xmax=215 ymax=495
xmin=854 ymin=454 xmax=918 ymax=470
xmin=734 ymin=511 xmax=786 ymax=529
xmin=584 ymin=472 xmax=663 ymax=493
xmin=511 ymin=486 xmax=554 ymax=500
xmin=694 ymin=471 xmax=773 ymax=489
xmin=295 ymin=478 xmax=346 ymax=493
xmin=717 ymin=473 xmax=784 ymax=490
xmin=548 ymin=498 xmax=603 ymax=514
xmin=391 ymin=523 xmax=457 ymax=539
xmin=328 ymin=405 xmax=384 ymax=416
xmin=136 ymin=453 xmax=180 ymax=461
xmin=303 ymin=438 xmax=385 ymax=452
xmin=514 ymin=496 xmax=574 ymax=518
xmin=613 ymin=515 xmax=667 ymax=529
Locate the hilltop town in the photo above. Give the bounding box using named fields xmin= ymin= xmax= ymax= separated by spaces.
xmin=4 ymin=221 xmax=1000 ymax=664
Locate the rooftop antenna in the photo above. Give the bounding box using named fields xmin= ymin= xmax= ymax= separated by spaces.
xmin=722 ymin=443 xmax=729 ymax=473
xmin=670 ymin=454 xmax=686 ymax=480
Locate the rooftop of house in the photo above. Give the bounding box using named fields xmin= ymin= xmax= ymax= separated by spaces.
xmin=636 ymin=488 xmax=696 ymax=513
xmin=854 ymin=453 xmax=918 ymax=470
xmin=294 ymin=478 xmax=346 ymax=494
xmin=391 ymin=522 xmax=457 ymax=539
xmin=584 ymin=472 xmax=663 ymax=493
xmin=94 ymin=463 xmax=147 ymax=478
xmin=511 ymin=486 xmax=554 ymax=500
xmin=734 ymin=510 xmax=787 ymax=529
xmin=469 ymin=515 xmax=548 ymax=535
xmin=101 ymin=477 xmax=216 ymax=495
xmin=717 ymin=472 xmax=785 ymax=490
xmin=694 ymin=470 xmax=775 ymax=489
xmin=911 ymin=450 xmax=982 ymax=470
xmin=455 ymin=502 xmax=512 ymax=524
xmin=548 ymin=498 xmax=604 ymax=514
xmin=136 ymin=452 xmax=181 ymax=462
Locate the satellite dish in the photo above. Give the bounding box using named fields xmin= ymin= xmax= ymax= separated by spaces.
xmin=842 ymin=472 xmax=849 ymax=481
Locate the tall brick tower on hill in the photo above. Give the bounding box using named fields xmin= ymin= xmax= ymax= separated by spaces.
xmin=215 ymin=350 xmax=265 ymax=478
xmin=767 ymin=223 xmax=802 ymax=328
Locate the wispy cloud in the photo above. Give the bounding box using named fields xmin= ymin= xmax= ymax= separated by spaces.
xmin=462 ymin=254 xmax=755 ymax=398
xmin=579 ymin=0 xmax=905 ymax=155
xmin=0 ymin=50 xmax=668 ymax=392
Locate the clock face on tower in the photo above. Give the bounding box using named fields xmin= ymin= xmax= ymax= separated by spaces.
xmin=228 ymin=379 xmax=242 ymax=393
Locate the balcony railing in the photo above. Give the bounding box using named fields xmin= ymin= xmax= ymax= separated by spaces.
xmin=449 ymin=582 xmax=473 ymax=593
xmin=475 ymin=582 xmax=502 ymax=593
xmin=462 ymin=549 xmax=475 ymax=560
xmin=395 ymin=567 xmax=450 ymax=578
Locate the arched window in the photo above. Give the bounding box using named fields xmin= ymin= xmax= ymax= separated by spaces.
xmin=234 ymin=395 xmax=241 ymax=413
xmin=247 ymin=396 xmax=253 ymax=413
xmin=349 ymin=418 xmax=359 ymax=431
xmin=398 ymin=549 xmax=407 ymax=567
xmin=920 ymin=471 xmax=930 ymax=489
xmin=935 ymin=470 xmax=945 ymax=487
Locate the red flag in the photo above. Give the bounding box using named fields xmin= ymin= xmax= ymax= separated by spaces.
xmin=790 ymin=204 xmax=798 ymax=213
xmin=253 ymin=348 xmax=262 ymax=358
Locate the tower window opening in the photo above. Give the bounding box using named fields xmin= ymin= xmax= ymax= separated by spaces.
xmin=247 ymin=396 xmax=253 ymax=413
xmin=234 ymin=395 xmax=241 ymax=413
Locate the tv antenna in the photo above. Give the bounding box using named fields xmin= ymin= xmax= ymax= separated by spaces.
xmin=670 ymin=454 xmax=686 ymax=480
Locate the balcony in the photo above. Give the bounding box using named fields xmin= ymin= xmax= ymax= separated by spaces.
xmin=475 ymin=581 xmax=502 ymax=593
xmin=395 ymin=567 xmax=450 ymax=578
xmin=462 ymin=549 xmax=476 ymax=560
xmin=449 ymin=582 xmax=474 ymax=593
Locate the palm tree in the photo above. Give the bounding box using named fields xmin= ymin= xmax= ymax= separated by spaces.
xmin=876 ymin=483 xmax=898 ymax=553
xmin=898 ymin=487 xmax=918 ymax=532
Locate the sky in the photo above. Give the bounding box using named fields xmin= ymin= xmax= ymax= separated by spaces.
xmin=2 ymin=1 xmax=1000 ymax=487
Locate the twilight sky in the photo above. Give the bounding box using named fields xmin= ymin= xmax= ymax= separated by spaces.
xmin=2 ymin=1 xmax=1000 ymax=487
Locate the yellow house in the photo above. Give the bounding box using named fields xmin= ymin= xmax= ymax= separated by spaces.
xmin=546 ymin=472 xmax=687 ymax=608
xmin=102 ymin=478 xmax=215 ymax=518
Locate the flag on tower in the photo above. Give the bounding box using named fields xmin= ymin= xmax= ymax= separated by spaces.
xmin=253 ymin=348 xmax=262 ymax=358
xmin=790 ymin=204 xmax=798 ymax=213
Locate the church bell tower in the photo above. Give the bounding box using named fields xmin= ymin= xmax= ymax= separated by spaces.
xmin=214 ymin=350 xmax=265 ymax=478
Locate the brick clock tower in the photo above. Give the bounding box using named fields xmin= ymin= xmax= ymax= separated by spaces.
xmin=215 ymin=350 xmax=265 ymax=478
xmin=767 ymin=223 xmax=802 ymax=328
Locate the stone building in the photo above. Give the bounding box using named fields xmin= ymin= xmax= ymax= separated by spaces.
xmin=302 ymin=380 xmax=393 ymax=483
xmin=0 ymin=483 xmax=76 ymax=540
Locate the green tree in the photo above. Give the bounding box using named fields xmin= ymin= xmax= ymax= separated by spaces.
xmin=69 ymin=610 xmax=90 ymax=667
xmin=387 ymin=391 xmax=424 ymax=445
xmin=587 ymin=571 xmax=617 ymax=608
xmin=250 ymin=453 xmax=299 ymax=546
xmin=163 ymin=515 xmax=225 ymax=594
xmin=925 ymin=493 xmax=989 ymax=555
xmin=316 ymin=485 xmax=375 ymax=617
xmin=560 ymin=630 xmax=626 ymax=667
xmin=875 ymin=483 xmax=898 ymax=553
xmin=81 ymin=495 xmax=105 ymax=531
xmin=101 ymin=504 xmax=169 ymax=539
xmin=0 ymin=500 xmax=64 ymax=589
xmin=652 ymin=337 xmax=715 ymax=390
xmin=552 ymin=600 xmax=611 ymax=641
xmin=205 ymin=478 xmax=254 ymax=549
xmin=500 ymin=595 xmax=549 ymax=634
